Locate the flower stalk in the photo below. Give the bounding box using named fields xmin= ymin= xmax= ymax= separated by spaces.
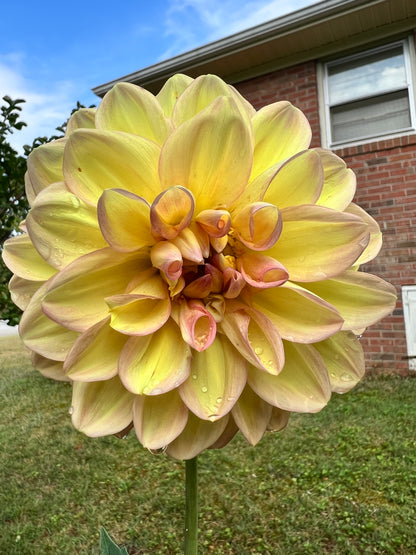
xmin=185 ymin=457 xmax=198 ymax=555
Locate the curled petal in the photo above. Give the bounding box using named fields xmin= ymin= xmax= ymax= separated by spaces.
xmin=97 ymin=188 xmax=155 ymax=252
xmin=232 ymin=385 xmax=272 ymax=445
xmin=205 ymin=263 xmax=223 ymax=293
xmin=150 ymin=186 xmax=195 ymax=240
xmin=183 ymin=274 xmax=213 ymax=299
xmin=150 ymin=241 xmax=183 ymax=282
xmin=166 ymin=412 xmax=229 ymax=460
xmin=223 ymin=267 xmax=246 ymax=299
xmin=95 ymin=82 xmax=172 ymax=144
xmin=221 ymin=302 xmax=284 ymax=374
xmin=314 ymin=331 xmax=365 ymax=393
xmin=178 ymin=299 xmax=216 ymax=351
xmin=238 ymin=252 xmax=289 ymax=289
xmin=133 ymin=390 xmax=188 ymax=449
xmin=315 ymin=148 xmax=356 ymax=211
xmin=172 ymin=228 xmax=204 ymax=263
xmin=248 ymin=341 xmax=331 ymax=413
xmin=64 ymin=317 xmax=128 ymax=381
xmin=106 ymin=275 xmax=171 ymax=336
xmin=233 ymin=202 xmax=282 ymax=250
xmin=66 ymin=108 xmax=96 ymax=135
xmin=179 ymin=334 xmax=247 ymax=421
xmin=205 ymin=294 xmax=225 ymax=323
xmin=189 ymin=222 xmax=210 ymax=258
xmin=118 ymin=319 xmax=191 ymax=395
xmin=71 ymin=376 xmax=134 ymax=437
xmin=196 ymin=209 xmax=231 ymax=238
xmin=2 ymin=234 xmax=56 ymax=281
xmin=210 ymin=235 xmax=228 ymax=254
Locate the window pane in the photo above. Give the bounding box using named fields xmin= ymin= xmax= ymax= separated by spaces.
xmin=330 ymin=89 xmax=411 ymax=143
xmin=328 ymin=45 xmax=407 ymax=105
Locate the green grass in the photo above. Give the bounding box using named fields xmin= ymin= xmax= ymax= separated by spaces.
xmin=1 ymin=336 xmax=416 ymax=554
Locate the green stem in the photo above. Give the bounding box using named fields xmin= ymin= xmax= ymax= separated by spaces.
xmin=184 ymin=456 xmax=198 ymax=555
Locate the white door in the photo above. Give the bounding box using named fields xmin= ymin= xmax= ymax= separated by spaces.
xmin=403 ymin=285 xmax=416 ymax=371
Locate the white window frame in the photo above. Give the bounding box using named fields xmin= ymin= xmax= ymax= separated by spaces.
xmin=318 ymin=38 xmax=416 ymax=148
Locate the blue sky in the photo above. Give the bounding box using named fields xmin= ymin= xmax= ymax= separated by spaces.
xmin=1 ymin=0 xmax=319 ymax=151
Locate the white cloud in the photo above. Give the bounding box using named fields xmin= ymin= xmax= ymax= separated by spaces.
xmin=161 ymin=0 xmax=318 ymax=59
xmin=0 ymin=54 xmax=84 ymax=153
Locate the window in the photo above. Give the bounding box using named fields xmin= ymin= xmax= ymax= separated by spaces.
xmin=322 ymin=40 xmax=416 ymax=146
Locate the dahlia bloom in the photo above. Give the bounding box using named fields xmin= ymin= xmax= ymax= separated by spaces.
xmin=3 ymin=75 xmax=396 ymax=459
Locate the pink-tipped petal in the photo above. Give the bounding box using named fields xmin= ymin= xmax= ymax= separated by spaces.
xmin=150 ymin=186 xmax=195 ymax=240
xmin=238 ymin=252 xmax=289 ymax=289
xmin=196 ymin=209 xmax=231 ymax=238
xmin=178 ymin=299 xmax=216 ymax=351
xmin=232 ymin=202 xmax=282 ymax=250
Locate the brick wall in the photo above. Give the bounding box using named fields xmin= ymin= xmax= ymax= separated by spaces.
xmin=235 ymin=61 xmax=415 ymax=374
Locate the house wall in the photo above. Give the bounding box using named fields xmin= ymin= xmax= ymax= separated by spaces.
xmin=235 ymin=56 xmax=416 ymax=375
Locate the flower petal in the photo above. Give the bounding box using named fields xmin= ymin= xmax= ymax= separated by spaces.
xmin=238 ymin=252 xmax=288 ymax=289
xmin=71 ymin=376 xmax=134 ymax=437
xmin=118 ymin=318 xmax=191 ymax=394
xmin=179 ymin=335 xmax=247 ymax=421
xmin=65 ymin=108 xmax=96 ymax=135
xmin=64 ymin=317 xmax=128 ymax=381
xmin=178 ymin=299 xmax=216 ymax=351
xmin=268 ymin=205 xmax=369 ymax=281
xmin=263 ymin=149 xmax=324 ymax=209
xmin=315 ymin=149 xmax=356 ymax=211
xmin=26 ymin=139 xmax=65 ymax=205
xmin=31 ymin=353 xmax=69 ymax=382
xmin=8 ymin=275 xmax=43 ymax=310
xmin=63 ymin=129 xmax=161 ymax=205
xmin=166 ymin=412 xmax=229 ymax=460
xmin=156 ymin=73 xmax=194 ymax=117
xmin=26 ymin=182 xmax=108 ymax=269
xmin=220 ymin=302 xmax=284 ymax=374
xmin=248 ymin=341 xmax=331 ymax=413
xmin=106 ymin=275 xmax=171 ymax=336
xmin=252 ymin=281 xmax=343 ymax=343
xmin=2 ymin=234 xmax=56 ymax=281
xmin=267 ymin=407 xmax=290 ymax=431
xmin=301 ymin=270 xmax=397 ymax=330
xmin=195 ymin=209 xmax=231 ymax=238
xmin=19 ymin=283 xmax=79 ymax=361
xmin=133 ymin=390 xmax=188 ymax=450
xmin=314 ymin=331 xmax=365 ymax=393
xmin=97 ymin=188 xmax=155 ymax=252
xmin=150 ymin=186 xmax=195 ymax=240
xmin=172 ymin=74 xmax=255 ymax=126
xmin=250 ymin=101 xmax=311 ymax=181
xmin=232 ymin=385 xmax=272 ymax=445
xmin=345 ymin=203 xmax=382 ymax=265
xmin=43 ymin=249 xmax=150 ymax=331
xmin=95 ymin=82 xmax=172 ymax=144
xmin=232 ymin=202 xmax=282 ymax=250
xmin=159 ymin=96 xmax=253 ymax=212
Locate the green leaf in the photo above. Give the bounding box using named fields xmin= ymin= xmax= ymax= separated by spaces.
xmin=100 ymin=527 xmax=129 ymax=555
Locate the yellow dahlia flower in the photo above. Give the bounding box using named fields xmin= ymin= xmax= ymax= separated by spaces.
xmin=2 ymin=75 xmax=396 ymax=460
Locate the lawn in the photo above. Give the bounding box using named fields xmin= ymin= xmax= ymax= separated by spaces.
xmin=1 ymin=335 xmax=415 ymax=554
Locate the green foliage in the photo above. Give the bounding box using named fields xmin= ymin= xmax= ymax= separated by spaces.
xmin=1 ymin=337 xmax=416 ymax=554
xmin=100 ymin=527 xmax=129 ymax=554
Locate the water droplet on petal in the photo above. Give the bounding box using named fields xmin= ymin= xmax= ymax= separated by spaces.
xmin=216 ymin=397 xmax=223 ymax=404
xmin=254 ymin=347 xmax=263 ymax=355
xmin=70 ymin=196 xmax=81 ymax=209
xmin=201 ymin=386 xmax=208 ymax=393
xmin=340 ymin=373 xmax=352 ymax=382
xmin=192 ymin=374 xmax=198 ymax=380
xmin=68 ymin=406 xmax=74 ymax=415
